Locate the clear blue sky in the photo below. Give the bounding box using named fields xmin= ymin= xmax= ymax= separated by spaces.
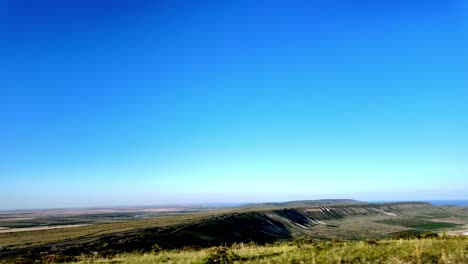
xmin=1 ymin=0 xmax=467 ymax=209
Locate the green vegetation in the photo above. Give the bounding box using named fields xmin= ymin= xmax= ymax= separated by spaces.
xmin=3 ymin=237 xmax=465 ymax=263
xmin=391 ymin=230 xmax=440 ymax=240
xmin=378 ymin=219 xmax=461 ymax=231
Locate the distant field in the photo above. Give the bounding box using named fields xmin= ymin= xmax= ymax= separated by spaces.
xmin=0 ymin=206 xmax=217 ymax=230
xmin=0 ymin=209 xmax=231 ymax=250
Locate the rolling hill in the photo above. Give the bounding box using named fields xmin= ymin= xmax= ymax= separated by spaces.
xmin=1 ymin=200 xmax=467 ymax=262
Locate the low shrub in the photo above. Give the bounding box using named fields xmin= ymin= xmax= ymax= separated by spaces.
xmin=392 ymin=230 xmax=424 ymax=240
xmin=151 ymin=243 xmax=162 ymax=254
xmin=204 ymin=246 xmax=240 ymax=264
xmin=392 ymin=230 xmax=439 ymax=240
xmin=365 ymin=239 xmax=379 ymax=245
xmin=421 ymin=232 xmax=439 ymax=239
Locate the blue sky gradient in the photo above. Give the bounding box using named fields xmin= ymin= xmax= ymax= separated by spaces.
xmin=1 ymin=0 xmax=468 ymax=209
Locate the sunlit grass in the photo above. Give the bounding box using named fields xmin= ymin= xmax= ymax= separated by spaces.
xmin=69 ymin=237 xmax=468 ymax=264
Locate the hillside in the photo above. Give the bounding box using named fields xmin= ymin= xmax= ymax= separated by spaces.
xmin=1 ymin=200 xmax=467 ymax=262
xmin=238 ymin=199 xmax=366 ymax=210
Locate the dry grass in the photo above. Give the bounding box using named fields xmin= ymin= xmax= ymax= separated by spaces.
xmin=66 ymin=237 xmax=468 ymax=264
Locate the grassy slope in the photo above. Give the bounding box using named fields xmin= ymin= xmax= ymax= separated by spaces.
xmin=1 ymin=201 xmax=467 ymax=264
xmin=0 ymin=210 xmax=233 ymax=250
xmin=64 ymin=238 xmax=468 ymax=264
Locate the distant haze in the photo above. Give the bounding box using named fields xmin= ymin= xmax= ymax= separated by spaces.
xmin=1 ymin=0 xmax=468 ymax=210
